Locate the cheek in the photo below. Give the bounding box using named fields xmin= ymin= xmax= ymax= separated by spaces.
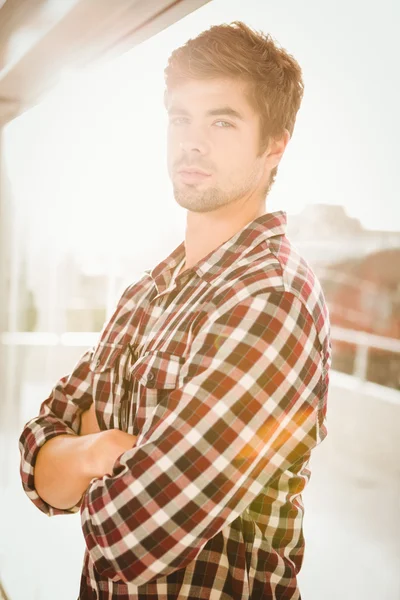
xmin=167 ymin=126 xmax=180 ymax=146
xmin=166 ymin=138 xmax=178 ymax=171
xmin=218 ymin=138 xmax=251 ymax=172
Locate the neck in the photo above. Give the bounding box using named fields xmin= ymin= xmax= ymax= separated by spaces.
xmin=182 ymin=199 xmax=266 ymax=270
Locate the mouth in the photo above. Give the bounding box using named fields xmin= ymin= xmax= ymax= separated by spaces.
xmin=177 ymin=168 xmax=211 ymax=184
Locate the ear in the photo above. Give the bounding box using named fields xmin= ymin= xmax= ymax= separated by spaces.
xmin=266 ymin=129 xmax=291 ymax=168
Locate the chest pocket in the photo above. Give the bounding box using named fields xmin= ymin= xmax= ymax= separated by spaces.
xmin=128 ymin=350 xmax=184 ymax=437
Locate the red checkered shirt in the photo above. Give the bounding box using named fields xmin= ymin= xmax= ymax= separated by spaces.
xmin=19 ymin=211 xmax=331 ymax=599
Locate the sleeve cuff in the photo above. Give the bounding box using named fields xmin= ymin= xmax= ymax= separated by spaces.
xmin=19 ymin=423 xmax=81 ymax=517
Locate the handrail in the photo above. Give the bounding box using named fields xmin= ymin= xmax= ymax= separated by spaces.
xmin=0 ymin=331 xmax=99 ymax=346
xmin=331 ymin=326 xmax=400 ymax=353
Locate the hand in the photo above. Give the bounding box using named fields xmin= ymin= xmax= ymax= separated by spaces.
xmin=79 ymin=403 xmax=101 ymax=436
xmin=85 ymin=428 xmax=138 ymax=479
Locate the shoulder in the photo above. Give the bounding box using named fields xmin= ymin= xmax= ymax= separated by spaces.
xmin=208 ymin=235 xmax=330 ymax=349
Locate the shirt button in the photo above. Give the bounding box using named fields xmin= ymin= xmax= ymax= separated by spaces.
xmin=147 ymin=371 xmax=155 ymax=382
xmin=95 ymin=359 xmax=101 ymax=368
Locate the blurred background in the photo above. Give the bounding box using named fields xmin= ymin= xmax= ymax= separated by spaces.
xmin=0 ymin=1 xmax=399 ymax=599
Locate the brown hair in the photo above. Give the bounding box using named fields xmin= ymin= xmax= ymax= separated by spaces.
xmin=164 ymin=21 xmax=304 ymax=195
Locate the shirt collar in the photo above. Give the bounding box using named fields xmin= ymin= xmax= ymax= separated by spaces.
xmin=145 ymin=211 xmax=287 ymax=285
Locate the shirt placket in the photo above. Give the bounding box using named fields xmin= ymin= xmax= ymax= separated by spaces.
xmin=119 ymin=344 xmax=138 ymax=432
xmin=117 ymin=266 xmax=184 ymax=433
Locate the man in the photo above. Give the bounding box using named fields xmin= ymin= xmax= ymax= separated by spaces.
xmin=19 ymin=21 xmax=331 ymax=599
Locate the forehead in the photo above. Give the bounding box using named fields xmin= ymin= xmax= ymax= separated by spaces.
xmin=166 ymin=77 xmax=256 ymax=118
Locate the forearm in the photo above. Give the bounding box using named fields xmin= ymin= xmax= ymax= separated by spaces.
xmin=34 ymin=433 xmax=100 ymax=510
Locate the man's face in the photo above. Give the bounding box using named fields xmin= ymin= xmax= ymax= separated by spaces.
xmin=166 ymin=78 xmax=270 ymax=213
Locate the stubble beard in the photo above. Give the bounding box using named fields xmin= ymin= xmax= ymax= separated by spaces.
xmin=172 ymin=184 xmax=231 ymax=213
xmin=173 ymin=170 xmax=260 ymax=214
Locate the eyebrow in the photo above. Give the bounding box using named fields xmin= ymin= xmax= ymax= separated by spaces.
xmin=167 ymin=105 xmax=245 ymax=121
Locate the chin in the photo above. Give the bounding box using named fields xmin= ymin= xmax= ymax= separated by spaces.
xmin=173 ymin=194 xmax=204 ymax=212
xmin=173 ymin=188 xmax=231 ymax=214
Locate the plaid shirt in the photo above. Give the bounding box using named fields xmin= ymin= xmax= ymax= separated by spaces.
xmin=19 ymin=211 xmax=331 ymax=599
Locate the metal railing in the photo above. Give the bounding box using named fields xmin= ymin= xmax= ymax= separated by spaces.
xmin=331 ymin=325 xmax=400 ymax=381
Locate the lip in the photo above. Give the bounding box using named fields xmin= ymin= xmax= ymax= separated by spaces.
xmin=177 ymin=169 xmax=211 ymax=184
xmin=177 ymin=167 xmax=211 ymax=176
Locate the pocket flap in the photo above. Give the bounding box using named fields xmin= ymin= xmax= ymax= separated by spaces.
xmin=129 ymin=351 xmax=184 ymax=389
xmin=89 ymin=342 xmax=125 ymax=373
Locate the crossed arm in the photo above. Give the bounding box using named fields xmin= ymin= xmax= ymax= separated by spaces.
xmin=33 ymin=403 xmax=137 ymax=511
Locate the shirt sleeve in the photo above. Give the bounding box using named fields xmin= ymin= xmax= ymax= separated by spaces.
xmin=18 ymin=346 xmax=96 ymax=516
xmin=80 ymin=291 xmax=328 ymax=586
xmin=18 ymin=281 xmax=140 ymax=517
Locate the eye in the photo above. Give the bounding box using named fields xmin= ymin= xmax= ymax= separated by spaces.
xmin=214 ymin=120 xmax=233 ymax=128
xmin=170 ymin=117 xmax=189 ymax=126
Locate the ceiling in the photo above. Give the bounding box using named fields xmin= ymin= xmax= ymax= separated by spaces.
xmin=0 ymin=0 xmax=211 ymax=124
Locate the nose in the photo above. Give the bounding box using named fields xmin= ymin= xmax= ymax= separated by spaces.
xmin=179 ymin=140 xmax=208 ymax=155
xmin=178 ymin=125 xmax=209 ymax=155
